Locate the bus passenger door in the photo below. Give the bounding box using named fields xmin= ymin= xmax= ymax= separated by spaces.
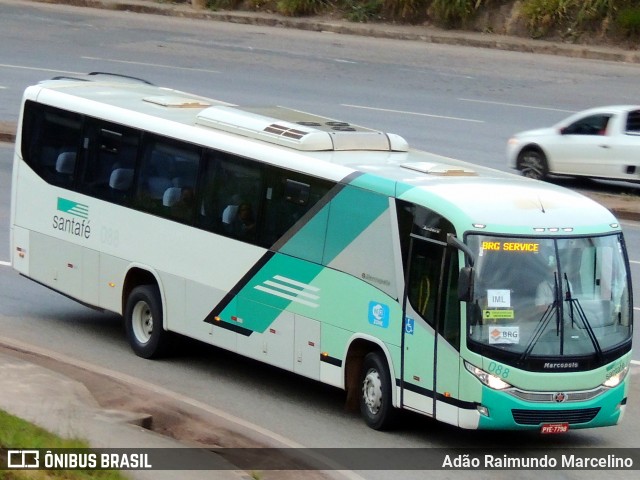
xmin=397 ymin=201 xmax=460 ymax=422
xmin=401 ymin=234 xmax=444 ymax=416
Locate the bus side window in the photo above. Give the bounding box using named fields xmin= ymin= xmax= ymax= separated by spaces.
xmin=162 ymin=148 xmax=201 ymax=223
xmin=197 ymin=150 xmax=222 ymax=231
xmin=135 ymin=136 xmax=201 ymax=221
xmin=198 ymin=150 xmax=263 ymax=245
xmin=219 ymin=160 xmax=262 ymax=243
xmin=407 ymin=245 xmax=439 ymax=327
xmin=261 ymin=174 xmax=332 ymax=247
xmin=407 ymin=239 xmax=459 ymax=349
xmin=82 ymin=122 xmax=140 ymax=204
xmin=21 ymin=102 xmax=82 ymax=189
xmin=136 ymin=147 xmax=174 ymax=213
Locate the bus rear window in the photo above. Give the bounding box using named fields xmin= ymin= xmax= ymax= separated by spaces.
xmin=21 ymin=101 xmax=82 ymax=188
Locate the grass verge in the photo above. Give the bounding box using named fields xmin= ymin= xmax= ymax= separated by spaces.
xmin=0 ymin=409 xmax=127 ymax=480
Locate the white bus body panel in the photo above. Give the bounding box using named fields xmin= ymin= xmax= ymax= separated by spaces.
xmin=236 ymin=306 xmax=295 ymax=371
xmin=11 ymin=226 xmax=30 ymax=276
xmin=11 ymin=161 xmax=267 ymax=333
xmin=99 ymin=253 xmax=129 ymax=314
xmin=403 ymin=390 xmax=433 ymax=416
xmin=294 ymin=315 xmax=321 ymax=380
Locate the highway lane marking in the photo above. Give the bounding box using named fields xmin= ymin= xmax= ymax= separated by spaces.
xmin=458 ymin=98 xmax=575 ymax=113
xmin=0 ymin=63 xmax=82 ymax=75
xmin=341 ymin=104 xmax=484 ymax=123
xmin=81 ymin=56 xmax=221 ymax=74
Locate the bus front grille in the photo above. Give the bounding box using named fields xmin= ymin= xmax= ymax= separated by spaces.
xmin=507 ymin=387 xmax=607 ymax=403
xmin=512 ymin=408 xmax=601 ymax=425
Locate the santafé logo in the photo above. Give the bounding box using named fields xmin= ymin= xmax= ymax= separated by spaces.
xmin=52 ymin=197 xmax=91 ymax=239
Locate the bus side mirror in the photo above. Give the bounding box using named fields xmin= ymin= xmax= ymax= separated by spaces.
xmin=458 ymin=266 xmax=474 ymax=302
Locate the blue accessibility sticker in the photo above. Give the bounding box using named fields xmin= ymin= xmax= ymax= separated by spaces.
xmin=368 ymin=301 xmax=390 ymax=328
xmin=405 ymin=317 xmax=415 ymax=335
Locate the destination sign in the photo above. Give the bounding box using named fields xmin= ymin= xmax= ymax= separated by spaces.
xmin=482 ymin=241 xmax=539 ymax=253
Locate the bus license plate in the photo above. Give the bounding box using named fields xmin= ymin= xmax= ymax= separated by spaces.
xmin=541 ymin=423 xmax=569 ymax=434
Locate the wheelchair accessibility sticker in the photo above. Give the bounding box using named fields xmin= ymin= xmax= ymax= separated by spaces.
xmin=368 ymin=301 xmax=390 ymax=328
xmin=405 ymin=317 xmax=415 ymax=335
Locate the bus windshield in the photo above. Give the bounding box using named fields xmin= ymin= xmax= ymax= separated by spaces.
xmin=465 ymin=233 xmax=632 ymax=369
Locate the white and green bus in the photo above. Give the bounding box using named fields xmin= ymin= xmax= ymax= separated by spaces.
xmin=10 ymin=73 xmax=633 ymax=432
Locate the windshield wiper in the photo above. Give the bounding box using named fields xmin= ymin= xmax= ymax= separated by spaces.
xmin=518 ymin=273 xmax=560 ymax=366
xmin=563 ymin=273 xmax=603 ymax=360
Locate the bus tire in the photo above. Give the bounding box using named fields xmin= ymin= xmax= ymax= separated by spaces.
xmin=359 ymin=351 xmax=397 ymax=430
xmin=125 ymin=284 xmax=169 ymax=359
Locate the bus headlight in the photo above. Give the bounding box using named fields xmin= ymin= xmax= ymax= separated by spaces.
xmin=603 ymin=365 xmax=629 ymax=388
xmin=464 ymin=361 xmax=512 ymax=390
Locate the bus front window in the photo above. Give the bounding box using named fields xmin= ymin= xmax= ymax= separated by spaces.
xmin=465 ymin=234 xmax=632 ymax=370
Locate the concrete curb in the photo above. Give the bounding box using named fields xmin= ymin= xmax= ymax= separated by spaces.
xmin=0 ymin=347 xmax=250 ymax=480
xmin=28 ymin=0 xmax=640 ymax=64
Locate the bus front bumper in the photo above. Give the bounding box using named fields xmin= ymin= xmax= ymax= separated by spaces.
xmin=472 ymin=382 xmax=627 ymax=431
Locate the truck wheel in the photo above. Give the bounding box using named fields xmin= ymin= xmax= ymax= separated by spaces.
xmin=125 ymin=285 xmax=169 ymax=359
xmin=359 ymin=351 xmax=397 ymax=430
xmin=518 ymin=148 xmax=548 ymax=181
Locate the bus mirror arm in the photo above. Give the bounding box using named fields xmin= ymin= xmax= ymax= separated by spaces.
xmin=446 ymin=234 xmax=476 ymax=302
xmin=446 ymin=234 xmax=475 ymax=267
xmin=457 ymin=266 xmax=474 ymax=303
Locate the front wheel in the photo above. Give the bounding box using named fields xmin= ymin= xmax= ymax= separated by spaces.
xmin=359 ymin=351 xmax=397 ymax=430
xmin=125 ymin=284 xmax=169 ymax=359
xmin=517 ymin=148 xmax=549 ymax=181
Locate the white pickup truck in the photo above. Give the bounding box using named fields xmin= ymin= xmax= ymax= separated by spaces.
xmin=507 ymin=105 xmax=640 ymax=183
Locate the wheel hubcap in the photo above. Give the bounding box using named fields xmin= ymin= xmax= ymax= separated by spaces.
xmin=132 ymin=300 xmax=153 ymax=344
xmin=521 ymin=153 xmax=544 ymax=179
xmin=362 ymin=369 xmax=383 ymax=415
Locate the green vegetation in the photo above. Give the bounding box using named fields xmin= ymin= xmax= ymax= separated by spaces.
xmin=382 ymin=0 xmax=428 ymax=24
xmin=206 ymin=0 xmax=245 ymax=9
xmin=428 ymin=0 xmax=483 ymax=28
xmin=276 ymin=0 xmax=331 ymax=16
xmin=0 ymin=409 xmax=126 ymax=480
xmin=343 ymin=0 xmax=383 ymax=23
xmin=184 ymin=0 xmax=640 ymax=42
xmin=616 ymin=5 xmax=640 ymax=36
xmin=520 ymin=0 xmax=632 ymax=39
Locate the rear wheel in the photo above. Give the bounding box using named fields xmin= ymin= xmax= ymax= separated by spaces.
xmin=125 ymin=285 xmax=169 ymax=359
xmin=359 ymin=351 xmax=397 ymax=430
xmin=518 ymin=148 xmax=548 ymax=181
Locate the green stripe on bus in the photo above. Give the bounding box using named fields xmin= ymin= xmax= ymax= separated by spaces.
xmin=57 ymin=197 xmax=89 ymax=219
xmin=223 ymin=178 xmax=390 ymax=333
xmin=322 ymin=183 xmax=389 ymax=264
xmin=279 ymin=179 xmax=389 ymax=265
xmin=216 ymin=254 xmax=324 ymax=333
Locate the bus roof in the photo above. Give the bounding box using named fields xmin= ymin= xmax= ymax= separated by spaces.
xmin=26 ymin=75 xmax=620 ymax=235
